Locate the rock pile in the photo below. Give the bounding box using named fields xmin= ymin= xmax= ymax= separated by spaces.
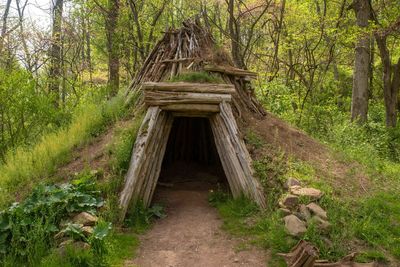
xmin=55 ymin=211 xmax=98 ymax=253
xmin=279 ymin=178 xmax=330 ymax=237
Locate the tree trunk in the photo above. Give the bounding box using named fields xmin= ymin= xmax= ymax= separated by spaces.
xmin=48 ymin=0 xmax=64 ymax=107
xmin=375 ymin=34 xmax=400 ymax=127
xmin=351 ymin=0 xmax=370 ymax=123
xmin=227 ymin=0 xmax=245 ymax=69
xmin=0 ymin=0 xmax=12 ymax=55
xmin=106 ymin=0 xmax=120 ymax=97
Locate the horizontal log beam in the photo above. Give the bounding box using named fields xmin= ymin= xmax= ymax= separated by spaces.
xmin=203 ymin=64 xmax=258 ymax=78
xmin=144 ymin=90 xmax=232 ymax=106
xmin=161 ymin=103 xmax=220 ymax=113
xmin=142 ymin=82 xmax=236 ymax=94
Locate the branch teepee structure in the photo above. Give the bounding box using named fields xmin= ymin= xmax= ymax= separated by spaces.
xmin=119 ymin=19 xmax=267 ymax=220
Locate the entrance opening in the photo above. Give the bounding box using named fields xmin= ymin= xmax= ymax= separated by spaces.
xmin=157 ymin=116 xmax=227 ymax=191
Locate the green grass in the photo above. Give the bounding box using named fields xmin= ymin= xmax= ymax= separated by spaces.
xmin=0 ymin=95 xmax=126 ymax=208
xmin=169 ymin=71 xmax=224 ymax=83
xmin=213 ymin=151 xmax=400 ymax=266
xmin=38 ymin=230 xmax=139 ymax=267
xmin=106 ymin=231 xmax=140 ymax=266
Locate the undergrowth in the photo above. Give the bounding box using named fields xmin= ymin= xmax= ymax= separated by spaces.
xmin=0 ymin=95 xmax=125 ymax=209
xmin=0 ymin=173 xmax=106 ymax=266
xmin=217 ymin=130 xmax=400 ymax=266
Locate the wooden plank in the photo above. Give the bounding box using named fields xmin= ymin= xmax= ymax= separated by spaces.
xmin=218 ymin=102 xmax=266 ymax=209
xmin=171 ymin=112 xmax=211 ymax=118
xmin=135 ymin=111 xmax=171 ymax=205
xmin=203 ymin=64 xmax=258 ymax=78
xmin=142 ymin=82 xmax=236 ymax=94
xmin=161 ymin=104 xmax=220 ymax=113
xmin=144 ymin=91 xmax=232 ymax=106
xmin=119 ymin=107 xmax=162 ymax=219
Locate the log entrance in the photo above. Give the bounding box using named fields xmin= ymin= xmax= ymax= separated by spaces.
xmin=119 ymin=82 xmax=266 ymax=220
xmin=159 ymin=116 xmax=227 ymax=186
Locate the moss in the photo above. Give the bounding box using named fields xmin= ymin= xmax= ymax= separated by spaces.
xmin=168 ymin=71 xmax=224 ymax=84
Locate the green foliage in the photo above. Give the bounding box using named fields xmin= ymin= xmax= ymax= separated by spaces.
xmin=0 ymin=175 xmax=104 ymax=266
xmin=0 ymin=69 xmax=69 ymax=160
xmin=124 ymin=202 xmax=166 ymax=231
xmin=245 ymin=130 xmax=264 ymax=149
xmin=106 ymin=231 xmax=139 ymax=266
xmin=253 ymin=151 xmax=287 ymax=212
xmin=353 ymin=193 xmax=400 ymax=259
xmin=208 ymin=187 xmax=229 ymax=207
xmin=169 ymin=71 xmax=224 ymax=83
xmin=109 ymin=113 xmax=144 ymax=174
xmin=0 ymin=95 xmax=125 ymax=208
xmin=215 ymin=195 xmax=259 ymax=235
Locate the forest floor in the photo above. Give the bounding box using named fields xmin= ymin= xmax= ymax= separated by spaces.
xmin=125 ymin=181 xmax=268 ymax=267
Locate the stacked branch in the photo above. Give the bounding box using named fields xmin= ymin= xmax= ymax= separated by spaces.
xmin=125 ymin=19 xmax=265 ymax=117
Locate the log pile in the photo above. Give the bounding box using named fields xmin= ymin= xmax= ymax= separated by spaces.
xmin=125 ymin=19 xmax=265 ymax=117
xmin=278 ymin=241 xmax=379 ymax=267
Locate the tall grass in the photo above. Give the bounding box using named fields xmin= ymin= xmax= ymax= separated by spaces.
xmin=0 ymin=96 xmax=126 ymax=208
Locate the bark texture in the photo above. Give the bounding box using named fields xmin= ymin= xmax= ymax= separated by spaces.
xmin=48 ymin=0 xmax=64 ymax=107
xmin=375 ymin=35 xmax=400 ymax=127
xmin=106 ymin=0 xmax=120 ymax=96
xmin=351 ymin=0 xmax=371 ymax=123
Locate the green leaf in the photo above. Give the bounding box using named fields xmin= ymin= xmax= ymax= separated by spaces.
xmin=92 ymin=222 xmax=112 ymax=240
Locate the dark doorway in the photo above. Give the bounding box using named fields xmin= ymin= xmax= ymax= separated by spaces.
xmin=158 ymin=116 xmax=227 ymax=188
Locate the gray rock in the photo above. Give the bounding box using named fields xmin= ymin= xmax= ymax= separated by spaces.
xmin=283 ymin=215 xmax=307 ymax=237
xmin=299 ymin=204 xmax=312 ymax=221
xmin=72 ymin=212 xmax=98 ymax=226
xmin=284 ymin=178 xmax=301 ymax=189
xmin=310 ymin=216 xmax=331 ymax=231
xmin=306 ymin=203 xmax=327 ymax=220
xmin=281 ymin=194 xmax=299 ymax=209
xmin=290 ymin=186 xmax=323 ymax=200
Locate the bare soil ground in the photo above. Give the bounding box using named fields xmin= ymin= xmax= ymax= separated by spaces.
xmin=125 ymin=182 xmax=268 ymax=267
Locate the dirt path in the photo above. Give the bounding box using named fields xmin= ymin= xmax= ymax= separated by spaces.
xmin=125 ymin=182 xmax=268 ymax=267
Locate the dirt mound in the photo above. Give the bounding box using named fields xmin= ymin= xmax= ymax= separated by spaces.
xmin=246 ymin=111 xmax=371 ymax=197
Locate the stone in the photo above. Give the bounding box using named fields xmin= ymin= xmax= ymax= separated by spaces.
xmin=283 ymin=215 xmax=307 ymax=237
xmin=72 ymin=212 xmax=98 ymax=226
xmin=306 ymin=203 xmax=327 ymax=220
xmin=299 ymin=204 xmax=312 ymax=221
xmin=290 ymin=186 xmax=323 ymax=200
xmin=284 ymin=178 xmax=301 ymax=189
xmin=57 ymin=240 xmax=90 ymax=256
xmin=82 ymin=226 xmax=94 ymax=237
xmin=278 ymin=208 xmax=292 ymax=217
xmin=59 ymin=239 xmax=74 ymax=248
xmin=281 ymin=194 xmax=299 ymax=209
xmin=310 ymin=216 xmax=331 ymax=231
